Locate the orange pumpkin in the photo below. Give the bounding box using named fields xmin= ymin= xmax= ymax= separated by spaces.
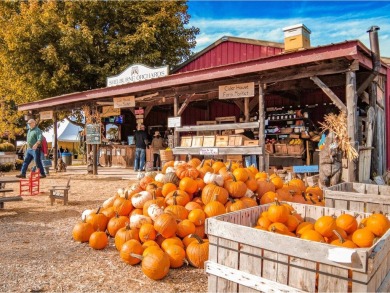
xmin=256 ymin=179 xmax=276 ymax=199
xmin=336 ymin=214 xmax=358 ymax=235
xmin=267 ymin=199 xmax=289 ymax=224
xmin=365 ymin=213 xmax=390 ymax=237
xmin=179 ymin=177 xmax=198 ymax=194
xmin=352 ymin=228 xmax=375 ymax=248
xmin=201 ymin=183 xmax=229 ymax=205
xmin=314 ymin=216 xmax=337 ymax=238
xmin=300 ymin=230 xmax=325 ymax=242
xmin=115 ymin=223 xmax=140 ymax=250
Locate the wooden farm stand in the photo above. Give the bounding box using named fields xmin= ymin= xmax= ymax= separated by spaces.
xmin=206 ymin=203 xmax=390 ymax=292
xmin=18 ymin=30 xmax=390 ymax=178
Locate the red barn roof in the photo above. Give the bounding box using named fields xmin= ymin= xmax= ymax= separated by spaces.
xmin=172 ymin=36 xmax=284 ymax=73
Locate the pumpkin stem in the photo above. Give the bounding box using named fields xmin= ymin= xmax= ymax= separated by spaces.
xmin=332 ymin=229 xmax=345 ymax=243
xmin=188 ymin=233 xmax=204 ymax=244
xmin=129 ymin=253 xmax=143 ymax=261
xmin=96 ymin=206 xmax=101 ymax=214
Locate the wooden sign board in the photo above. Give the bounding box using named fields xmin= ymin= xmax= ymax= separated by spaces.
xmin=219 ymin=82 xmax=254 ymax=99
xmin=114 ymin=96 xmax=135 ymax=108
xmin=135 ymin=108 xmax=144 ymax=115
xmin=101 ymin=106 xmax=120 ymax=117
xmin=86 ymin=124 xmax=101 ymax=144
xmin=40 ymin=111 xmax=53 ymax=120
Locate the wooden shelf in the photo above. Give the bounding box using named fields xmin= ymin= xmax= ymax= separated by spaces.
xmin=173 ymin=146 xmax=263 ymax=156
xmin=175 ymin=121 xmax=259 ymax=133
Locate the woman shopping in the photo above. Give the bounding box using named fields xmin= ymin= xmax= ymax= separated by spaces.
xmin=151 ymin=131 xmax=166 ymax=171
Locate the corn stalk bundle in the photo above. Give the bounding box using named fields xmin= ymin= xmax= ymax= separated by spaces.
xmin=319 ymin=112 xmax=359 ymax=161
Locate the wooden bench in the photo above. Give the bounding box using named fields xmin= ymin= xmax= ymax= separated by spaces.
xmin=0 ymin=196 xmax=23 ymax=209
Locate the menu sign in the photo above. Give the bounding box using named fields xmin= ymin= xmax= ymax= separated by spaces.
xmin=86 ymin=124 xmax=101 ymax=144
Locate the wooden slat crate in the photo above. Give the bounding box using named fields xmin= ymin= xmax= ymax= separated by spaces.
xmin=325 ymin=182 xmax=390 ymax=213
xmin=287 ymin=144 xmax=304 ymax=155
xmin=244 ymin=139 xmax=259 ymax=146
xmin=203 ymin=135 xmax=216 ymax=147
xmin=159 ymin=150 xmax=173 ymax=161
xmin=180 ymin=136 xmax=192 ymax=147
xmin=274 ymin=143 xmax=288 ymax=154
xmin=226 ymin=155 xmax=242 ymax=162
xmin=228 ymin=135 xmax=249 ymax=146
xmin=215 ymin=135 xmax=229 ymax=147
xmin=206 ymin=203 xmax=390 ymax=292
xmin=191 ymin=136 xmax=203 ymax=147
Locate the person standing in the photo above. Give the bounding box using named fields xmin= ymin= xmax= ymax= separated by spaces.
xmin=134 ymin=124 xmax=148 ymax=171
xmin=242 ymin=129 xmax=258 ymax=169
xmin=151 ymin=131 xmax=166 ymax=171
xmin=16 ymin=119 xmax=46 ymax=178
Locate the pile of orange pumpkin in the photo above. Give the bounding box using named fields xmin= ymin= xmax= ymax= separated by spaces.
xmin=71 ymin=158 xmax=325 ymax=280
xmin=255 ymin=200 xmax=390 ymax=248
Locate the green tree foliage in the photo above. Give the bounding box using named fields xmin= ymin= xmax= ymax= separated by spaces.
xmin=0 ymin=0 xmax=199 ymax=139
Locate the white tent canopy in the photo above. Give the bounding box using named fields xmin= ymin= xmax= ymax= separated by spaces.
xmin=43 ymin=120 xmax=83 ymax=143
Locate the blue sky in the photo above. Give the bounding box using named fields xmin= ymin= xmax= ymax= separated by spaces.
xmin=187 ymin=1 xmax=390 ymax=57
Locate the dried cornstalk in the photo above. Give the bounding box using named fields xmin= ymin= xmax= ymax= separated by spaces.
xmin=319 ymin=112 xmax=359 ymax=161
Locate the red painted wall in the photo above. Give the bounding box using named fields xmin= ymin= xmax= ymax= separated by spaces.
xmin=176 ymin=41 xmax=283 ymax=73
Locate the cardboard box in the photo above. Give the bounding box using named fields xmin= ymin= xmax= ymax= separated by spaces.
xmin=215 ymin=135 xmax=229 ymax=147
xmin=206 ymin=203 xmax=390 ymax=292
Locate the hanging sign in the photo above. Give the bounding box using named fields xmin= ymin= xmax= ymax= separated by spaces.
xmin=40 ymin=111 xmax=53 ymax=120
xmin=86 ymin=124 xmax=101 ymax=144
xmin=107 ymin=64 xmax=169 ymax=87
xmin=114 ymin=96 xmax=135 ymax=108
xmin=101 ymin=106 xmax=120 ymax=117
xmin=135 ymin=108 xmax=144 ymax=115
xmin=219 ymin=82 xmax=255 ymax=99
xmin=168 ymin=116 xmax=181 ymax=128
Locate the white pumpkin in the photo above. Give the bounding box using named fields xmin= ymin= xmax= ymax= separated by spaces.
xmin=117 ymin=188 xmax=125 ymax=197
xmin=147 ymin=204 xmax=165 ymax=221
xmin=131 ymin=191 xmax=153 ymax=209
xmin=81 ymin=209 xmax=94 ymax=221
xmin=130 ymin=214 xmax=153 ymax=229
xmin=154 ymin=173 xmax=165 ymax=183
xmin=102 ymin=196 xmax=116 ymax=209
xmin=203 ymin=172 xmax=224 ymax=187
xmin=165 ymin=166 xmax=175 ymax=174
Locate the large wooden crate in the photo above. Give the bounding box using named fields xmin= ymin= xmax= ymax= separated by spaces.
xmin=325 ymin=182 xmax=390 ymax=213
xmin=206 ymin=203 xmax=390 ymax=292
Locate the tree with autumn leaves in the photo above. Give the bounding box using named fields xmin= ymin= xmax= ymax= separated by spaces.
xmin=0 ymin=0 xmax=199 ymax=140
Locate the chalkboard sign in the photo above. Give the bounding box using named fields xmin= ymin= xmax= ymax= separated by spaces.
xmin=86 ymin=124 xmax=101 ymax=144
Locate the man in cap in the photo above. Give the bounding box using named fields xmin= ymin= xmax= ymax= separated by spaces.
xmin=16 ymin=119 xmax=46 ymax=178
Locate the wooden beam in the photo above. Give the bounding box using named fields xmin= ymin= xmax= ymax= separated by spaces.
xmin=244 ymin=97 xmax=250 ymax=122
xmin=177 ymin=94 xmax=196 ymax=116
xmin=234 ymin=100 xmax=244 ymax=114
xmin=173 ymin=96 xmax=179 ymax=149
xmin=258 ymin=84 xmax=266 ymax=171
xmin=53 ymin=113 xmax=58 ymax=171
xmin=346 ymin=71 xmax=358 ymax=182
xmin=144 ymin=105 xmax=153 ymax=118
xmin=310 ymin=76 xmax=347 ymax=111
xmin=249 ymin=96 xmax=258 ymax=112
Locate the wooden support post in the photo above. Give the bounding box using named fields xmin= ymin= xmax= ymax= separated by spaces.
xmin=258 ymin=83 xmax=266 ymax=171
xmin=92 ymin=144 xmax=97 ymax=175
xmin=346 ymin=71 xmax=358 ymax=182
xmin=234 ymin=100 xmax=245 ymax=114
xmin=173 ymin=96 xmax=179 ymax=150
xmin=53 ymin=113 xmax=58 ymax=171
xmin=244 ymin=97 xmax=250 ymax=122
xmin=177 ymin=94 xmax=195 ymax=116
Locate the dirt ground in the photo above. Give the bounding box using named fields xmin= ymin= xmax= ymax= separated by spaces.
xmin=0 ymin=171 xmax=208 ymax=293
